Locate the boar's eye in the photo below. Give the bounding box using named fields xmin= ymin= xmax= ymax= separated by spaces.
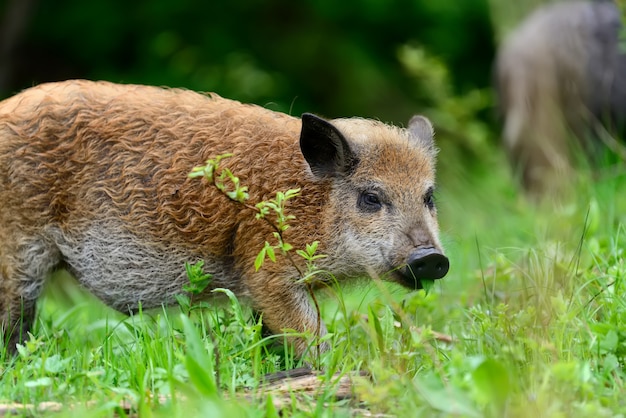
xmin=424 ymin=187 xmax=435 ymax=210
xmin=358 ymin=191 xmax=383 ymax=212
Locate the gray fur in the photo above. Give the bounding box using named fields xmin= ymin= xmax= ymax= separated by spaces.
xmin=495 ymin=0 xmax=626 ymax=194
xmin=48 ymin=224 xmax=239 ymax=312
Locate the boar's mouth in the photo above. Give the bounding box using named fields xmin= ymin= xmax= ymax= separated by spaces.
xmin=397 ymin=248 xmax=449 ymax=289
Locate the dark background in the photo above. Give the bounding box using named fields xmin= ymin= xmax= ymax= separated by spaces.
xmin=0 ymin=0 xmax=495 ymax=127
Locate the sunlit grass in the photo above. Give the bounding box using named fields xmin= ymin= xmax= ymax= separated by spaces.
xmin=1 ymin=143 xmax=626 ymax=416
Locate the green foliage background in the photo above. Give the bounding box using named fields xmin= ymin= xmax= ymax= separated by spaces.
xmin=1 ymin=0 xmax=494 ymax=123
xmin=5 ymin=1 xmax=626 ymax=416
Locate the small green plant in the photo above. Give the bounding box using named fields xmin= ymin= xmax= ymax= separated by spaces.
xmin=175 ymin=260 xmax=213 ymax=315
xmin=253 ymin=189 xmax=301 ymax=272
xmin=188 ymin=154 xmax=328 ymax=363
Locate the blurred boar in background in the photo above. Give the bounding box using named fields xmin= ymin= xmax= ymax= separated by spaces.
xmin=495 ymin=0 xmax=625 ymax=195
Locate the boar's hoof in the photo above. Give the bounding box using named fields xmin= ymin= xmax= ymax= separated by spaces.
xmin=402 ymin=248 xmax=449 ymax=289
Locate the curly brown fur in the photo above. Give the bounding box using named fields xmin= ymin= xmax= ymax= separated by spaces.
xmin=0 ymin=80 xmax=446 ymax=356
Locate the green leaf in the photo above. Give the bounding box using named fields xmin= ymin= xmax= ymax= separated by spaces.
xmin=184 ymin=261 xmax=212 ymax=293
xmin=24 ymin=377 xmax=54 ymax=388
xmin=414 ymin=375 xmax=481 ymax=417
xmin=421 ymin=279 xmax=435 ymax=295
xmin=367 ymin=306 xmax=385 ymax=354
xmin=175 ymin=294 xmax=191 ymax=312
xmin=44 ymin=354 xmax=70 ymax=374
xmin=603 ymin=353 xmax=619 ymax=372
xmin=255 ymin=205 xmax=270 ymax=219
xmin=266 ymin=244 xmax=276 ymax=262
xmin=599 ymin=329 xmax=619 ymax=353
xmin=265 ymin=202 xmax=279 ymax=212
xmin=265 ymin=394 xmax=279 ymax=418
xmin=285 ymin=188 xmax=301 ymax=199
xmin=181 ymin=314 xmax=217 ymax=397
xmin=471 ymin=358 xmax=511 ymax=410
xmin=235 ymin=187 xmax=249 ymax=202
xmin=255 ymin=247 xmax=267 ymax=271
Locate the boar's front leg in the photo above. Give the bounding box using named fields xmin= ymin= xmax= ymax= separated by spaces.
xmin=246 ymin=273 xmax=329 ymax=357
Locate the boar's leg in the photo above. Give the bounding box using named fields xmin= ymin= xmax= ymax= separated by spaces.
xmin=247 ymin=276 xmax=329 ymax=358
xmin=1 ymin=232 xmax=60 ymax=354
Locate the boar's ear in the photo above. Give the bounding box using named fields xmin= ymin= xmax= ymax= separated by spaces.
xmin=408 ymin=115 xmax=436 ymax=152
xmin=300 ymin=113 xmax=358 ymax=178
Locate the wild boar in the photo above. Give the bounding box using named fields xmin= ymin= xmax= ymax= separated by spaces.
xmin=495 ymin=0 xmax=625 ymax=195
xmin=0 ymin=80 xmax=448 ymax=356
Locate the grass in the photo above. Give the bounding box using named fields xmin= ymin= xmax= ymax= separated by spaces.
xmin=2 ymin=143 xmax=626 ymax=417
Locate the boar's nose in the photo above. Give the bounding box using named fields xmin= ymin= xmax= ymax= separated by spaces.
xmin=401 ymin=248 xmax=449 ymax=289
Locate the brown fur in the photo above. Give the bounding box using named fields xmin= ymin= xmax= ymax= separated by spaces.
xmin=0 ymin=80 xmax=445 ymax=356
xmin=495 ymin=0 xmax=623 ymax=196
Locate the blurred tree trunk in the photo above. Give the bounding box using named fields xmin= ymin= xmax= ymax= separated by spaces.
xmin=0 ymin=0 xmax=36 ymax=95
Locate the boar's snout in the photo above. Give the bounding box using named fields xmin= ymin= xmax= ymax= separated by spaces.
xmin=400 ymin=248 xmax=449 ymax=289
